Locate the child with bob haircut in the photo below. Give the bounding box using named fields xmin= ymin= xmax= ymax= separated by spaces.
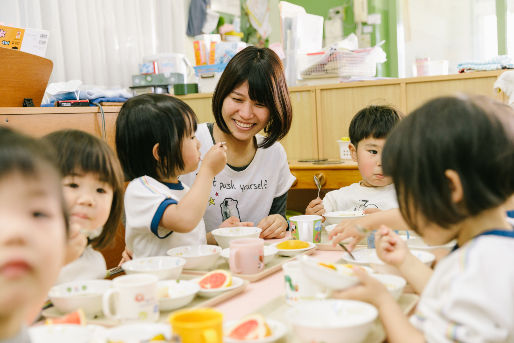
xmin=0 ymin=127 xmax=68 ymax=341
xmin=116 ymin=94 xmax=228 ymax=258
xmin=334 ymin=95 xmax=514 ymax=343
xmin=306 ymin=105 xmax=402 ymax=216
xmin=43 ymin=130 xmax=125 ymax=283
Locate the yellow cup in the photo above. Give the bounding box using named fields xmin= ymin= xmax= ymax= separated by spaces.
xmin=169 ymin=308 xmax=223 ymax=343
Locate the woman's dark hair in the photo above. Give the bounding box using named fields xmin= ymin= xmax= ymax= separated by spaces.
xmin=382 ymin=95 xmax=514 ymax=233
xmin=212 ymin=46 xmax=292 ymax=148
xmin=43 ymin=130 xmax=124 ymax=249
xmin=0 ymin=126 xmax=69 ymax=234
xmin=349 ymin=105 xmax=403 ymax=147
xmin=116 ymin=94 xmax=198 ymax=180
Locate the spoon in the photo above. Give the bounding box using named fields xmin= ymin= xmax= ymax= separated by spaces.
xmin=313 ymin=175 xmax=322 ymax=198
xmin=338 ymin=242 xmax=356 ymax=260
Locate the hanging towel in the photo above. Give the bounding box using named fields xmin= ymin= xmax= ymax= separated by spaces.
xmin=187 ymin=0 xmax=210 ymax=37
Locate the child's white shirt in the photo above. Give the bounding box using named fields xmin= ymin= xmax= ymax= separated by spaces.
xmin=56 ymin=245 xmax=106 ymax=284
xmin=410 ymin=232 xmax=514 ymax=343
xmin=124 ymin=176 xmax=206 ymax=258
xmin=322 ymin=182 xmax=397 ymax=212
xmin=180 ymin=123 xmax=296 ymax=233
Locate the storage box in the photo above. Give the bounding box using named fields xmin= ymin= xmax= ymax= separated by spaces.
xmin=0 ymin=25 xmax=49 ymax=57
xmin=131 ymin=73 xmax=184 ymax=87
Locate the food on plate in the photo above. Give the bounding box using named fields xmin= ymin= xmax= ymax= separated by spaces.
xmin=226 ymin=314 xmax=271 ymax=340
xmin=45 ymin=309 xmax=85 ymax=325
xmin=276 ymin=240 xmax=309 ymax=250
xmin=198 ymin=270 xmax=232 ymax=289
xmin=318 ymin=262 xmax=336 ymax=270
xmin=157 ymin=286 xmax=169 ymax=298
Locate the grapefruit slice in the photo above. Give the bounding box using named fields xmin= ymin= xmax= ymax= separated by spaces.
xmin=227 ymin=314 xmax=271 ymax=340
xmin=276 ymin=240 xmax=309 ymax=250
xmin=45 ymin=309 xmax=86 ymax=325
xmin=198 ymin=270 xmax=232 ymax=289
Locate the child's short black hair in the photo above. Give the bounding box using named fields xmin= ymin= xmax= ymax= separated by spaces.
xmin=382 ymin=95 xmax=514 ymax=232
xmin=43 ymin=130 xmax=124 ymax=249
xmin=0 ymin=126 xmax=69 ymax=234
xmin=212 ymin=46 xmax=292 ymax=148
xmin=349 ymin=105 xmax=403 ymax=147
xmin=116 ymin=94 xmax=198 ymax=180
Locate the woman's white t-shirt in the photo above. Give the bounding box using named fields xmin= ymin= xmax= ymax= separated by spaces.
xmin=181 ymin=123 xmax=296 ymax=232
xmin=124 ymin=176 xmax=207 ymax=258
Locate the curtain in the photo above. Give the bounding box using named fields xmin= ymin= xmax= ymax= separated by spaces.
xmin=1 ymin=0 xmax=187 ymax=87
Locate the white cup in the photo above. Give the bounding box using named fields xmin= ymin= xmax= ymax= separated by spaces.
xmin=337 ymin=139 xmax=352 ymax=160
xmin=289 ymin=215 xmax=323 ymax=243
xmin=102 ymin=273 xmax=159 ymax=322
xmin=282 ymin=261 xmax=329 ymax=305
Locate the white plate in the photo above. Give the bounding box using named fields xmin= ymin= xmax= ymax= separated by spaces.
xmin=105 ymin=323 xmax=172 ymax=342
xmin=299 ymin=255 xmax=359 ymax=290
xmin=157 ymin=279 xmax=199 ymax=311
xmin=192 ymin=276 xmax=245 ymax=298
xmin=220 ymin=246 xmax=278 ymax=264
xmin=269 ymin=241 xmax=316 ymax=257
xmin=400 ymin=234 xmax=456 ymax=250
xmin=224 ymin=318 xmax=288 ymax=342
xmin=29 ymin=325 xmax=106 ymax=343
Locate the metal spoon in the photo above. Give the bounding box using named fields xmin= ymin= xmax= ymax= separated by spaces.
xmin=338 ymin=242 xmax=356 ymax=260
xmin=313 ymin=175 xmax=322 ymax=198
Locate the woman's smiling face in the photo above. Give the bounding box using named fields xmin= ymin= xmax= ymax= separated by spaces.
xmin=220 ymin=81 xmax=270 ymax=143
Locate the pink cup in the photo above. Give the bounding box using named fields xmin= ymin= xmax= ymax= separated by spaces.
xmin=229 ymin=238 xmax=264 ymax=274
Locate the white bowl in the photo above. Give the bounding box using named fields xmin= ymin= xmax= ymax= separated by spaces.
xmin=221 ymin=245 xmax=278 ymax=265
xmin=211 ymin=227 xmax=262 ymax=249
xmin=192 ymin=276 xmax=245 ymax=298
xmin=287 ymin=299 xmax=378 ymax=343
xmin=224 ymin=318 xmax=288 ymax=343
xmin=167 ymin=245 xmax=221 ymax=270
xmin=270 ymin=241 xmax=316 ymax=257
xmin=341 ymin=248 xmax=435 ymax=275
xmin=29 ymin=325 xmax=106 ymax=343
xmin=122 ymin=256 xmax=186 ymax=280
xmin=48 ymin=280 xmax=112 ymax=318
xmin=323 ymin=211 xmax=364 ymax=226
xmin=371 ymin=273 xmax=406 ymax=300
xmin=299 ymin=255 xmax=359 ymax=290
xmin=105 ymin=323 xmax=171 ymax=342
xmin=157 ymin=280 xmax=199 ymax=311
xmin=399 ymin=233 xmax=456 ymax=250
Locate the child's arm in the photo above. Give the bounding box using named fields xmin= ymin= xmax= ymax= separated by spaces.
xmin=375 ymin=226 xmax=433 ymax=294
xmin=305 ymin=197 xmax=325 ymax=215
xmin=160 ymin=143 xmax=227 ymax=233
xmin=332 ymin=268 xmax=425 ymax=343
xmin=329 ymin=209 xmax=408 ymax=250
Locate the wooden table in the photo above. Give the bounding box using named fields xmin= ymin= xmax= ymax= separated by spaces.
xmin=288 ymin=160 xmax=361 ymax=190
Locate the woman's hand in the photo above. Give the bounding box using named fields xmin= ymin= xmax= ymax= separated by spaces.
xmin=201 ymin=142 xmax=227 ymax=177
xmin=374 ymin=226 xmax=408 ymax=267
xmin=305 ymin=198 xmax=325 ymax=216
xmin=257 ymin=214 xmax=287 ymax=239
xmin=63 ymin=224 xmax=87 ymax=265
xmin=331 ymin=267 xmax=391 ymax=307
xmin=118 ymin=248 xmax=133 ymax=266
xmin=220 ymin=216 xmax=254 ymax=228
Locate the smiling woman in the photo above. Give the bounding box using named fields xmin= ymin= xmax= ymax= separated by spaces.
xmin=181 ymin=46 xmax=295 ymax=240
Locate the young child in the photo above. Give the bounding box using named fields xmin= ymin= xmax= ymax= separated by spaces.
xmin=43 ymin=130 xmax=125 ymax=284
xmin=306 ymin=105 xmax=402 ymax=215
xmin=0 ymin=127 xmax=68 ymax=342
xmin=116 ymin=94 xmax=228 ymax=258
xmin=334 ymin=95 xmax=514 ymax=342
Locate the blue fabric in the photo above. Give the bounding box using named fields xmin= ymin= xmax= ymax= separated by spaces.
xmin=150 ymin=198 xmax=178 ymax=239
xmin=162 ymin=181 xmax=184 ymax=190
xmin=507 ymin=210 xmax=514 ymax=218
xmin=451 ymin=228 xmax=514 ymax=252
xmin=91 ymin=97 xmax=129 ymax=104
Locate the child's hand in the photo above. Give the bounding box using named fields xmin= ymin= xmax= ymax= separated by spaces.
xmin=220 ymin=216 xmax=254 ymax=228
xmin=328 ymin=218 xmax=368 ymax=251
xmin=118 ymin=248 xmax=133 ymax=266
xmin=305 ymin=198 xmax=325 ymax=216
xmin=332 ymin=267 xmax=391 ymax=307
xmin=201 ymin=142 xmax=227 ymax=177
xmin=63 ymin=224 xmax=87 ymax=265
xmin=375 ymin=226 xmax=408 ymax=267
xmin=258 ymin=214 xmax=287 ymax=239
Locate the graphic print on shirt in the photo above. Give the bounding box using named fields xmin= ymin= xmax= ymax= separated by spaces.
xmin=220 ymin=198 xmax=241 ymax=221
xmin=353 ymin=199 xmax=379 ymax=211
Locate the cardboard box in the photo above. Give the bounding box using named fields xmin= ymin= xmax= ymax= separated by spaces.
xmin=0 ymin=25 xmax=49 ymax=57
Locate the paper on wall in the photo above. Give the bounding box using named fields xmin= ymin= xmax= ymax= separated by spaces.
xmin=246 ymin=0 xmax=271 ymax=38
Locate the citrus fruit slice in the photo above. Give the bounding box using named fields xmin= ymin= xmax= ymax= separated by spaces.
xmin=45 ymin=309 xmax=86 ymax=325
xmin=198 ymin=270 xmax=232 ymax=289
xmin=276 ymin=240 xmax=309 ymax=250
xmin=227 ymin=314 xmax=271 ymax=340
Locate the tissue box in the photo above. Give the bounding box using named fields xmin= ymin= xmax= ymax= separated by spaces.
xmin=0 ymin=25 xmax=49 ymax=57
xmin=132 ymin=73 xmax=184 ymax=87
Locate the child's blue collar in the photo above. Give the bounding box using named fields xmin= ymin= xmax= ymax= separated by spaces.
xmin=162 ymin=180 xmax=184 ymax=190
xmin=451 ymin=228 xmax=514 ymax=252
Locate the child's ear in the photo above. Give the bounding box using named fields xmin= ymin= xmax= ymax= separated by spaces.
xmin=349 ymin=143 xmax=358 ymax=162
xmin=152 ymin=143 xmax=160 ymax=161
xmin=444 ymin=169 xmax=463 ymax=203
